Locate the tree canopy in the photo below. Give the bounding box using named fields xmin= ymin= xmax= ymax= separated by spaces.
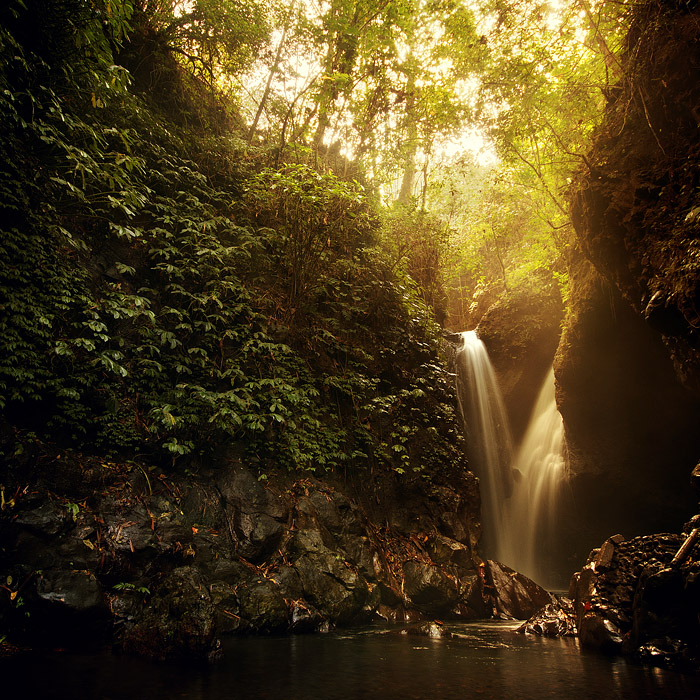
xmin=0 ymin=0 xmax=652 ymax=472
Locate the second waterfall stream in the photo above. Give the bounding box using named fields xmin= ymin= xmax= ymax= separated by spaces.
xmin=455 ymin=330 xmax=568 ymax=588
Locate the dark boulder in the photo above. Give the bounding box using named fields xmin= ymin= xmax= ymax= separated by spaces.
xmin=400 ymin=621 xmax=453 ymax=638
xmin=285 ymin=529 xmax=374 ymax=624
xmin=567 ymin=531 xmax=700 ymax=667
xmin=118 ymin=567 xmax=219 ymax=661
xmin=517 ymin=597 xmax=577 ymax=637
xmin=484 ymin=560 xmax=554 ymax=620
xmin=402 ymin=559 xmax=460 ymax=616
xmin=236 ymin=578 xmax=289 ymax=633
xmin=235 ymin=511 xmax=283 ymax=563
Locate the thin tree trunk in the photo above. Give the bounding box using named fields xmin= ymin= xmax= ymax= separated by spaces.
xmin=397 ymin=69 xmax=418 ymax=205
xmin=247 ymin=7 xmax=294 ymax=145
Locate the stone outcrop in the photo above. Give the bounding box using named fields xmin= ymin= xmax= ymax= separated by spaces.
xmin=568 ymin=3 xmax=700 ymax=399
xmin=518 ymin=525 xmax=700 ymax=670
xmin=558 ymin=0 xmax=700 ymax=566
xmin=2 ymin=448 xmax=557 ymax=660
xmin=517 ymin=597 xmax=577 ymax=638
xmin=554 ymin=253 xmax=700 ymax=565
xmin=566 ymin=529 xmax=700 ymax=669
xmin=475 ymin=280 xmax=564 ymax=442
xmin=484 ymin=560 xmax=554 ymax=620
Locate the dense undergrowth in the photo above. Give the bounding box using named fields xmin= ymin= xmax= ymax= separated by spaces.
xmin=0 ymin=0 xmax=463 ymax=481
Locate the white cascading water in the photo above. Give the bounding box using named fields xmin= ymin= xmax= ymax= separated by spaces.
xmin=456 ymin=331 xmax=568 ymax=586
xmin=500 ymin=367 xmax=567 ymax=585
xmin=455 ymin=330 xmax=513 ymax=561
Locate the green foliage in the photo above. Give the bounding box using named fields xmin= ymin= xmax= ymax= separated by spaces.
xmin=0 ymin=2 xmax=466 ymax=485
xmin=381 ymin=206 xmax=450 ymax=324
xmin=243 ymin=164 xmax=376 ymax=306
xmin=135 ymin=0 xmax=270 ymax=84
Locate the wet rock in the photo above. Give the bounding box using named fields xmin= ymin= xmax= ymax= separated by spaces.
xmin=426 ymin=534 xmax=474 ymax=571
xmin=119 ymin=567 xmax=219 ymax=661
xmin=402 ymin=560 xmax=460 ymax=616
xmin=517 ymin=597 xmax=577 ymax=637
xmin=0 ymin=450 xmax=486 ymax=657
xmin=288 ymin=601 xmax=328 ymax=634
xmin=180 ymin=483 xmax=224 ymax=530
xmin=235 ymin=511 xmax=283 ymax=563
xmin=594 ymin=534 xmax=624 ymax=569
xmin=208 ymin=581 xmax=241 ymax=634
xmin=272 ymin=564 xmax=304 ymax=600
xmin=236 ymin=578 xmax=289 ymax=633
xmin=287 ymin=528 xmax=372 ymax=624
xmin=25 ymin=569 xmax=111 ymax=646
xmin=295 ymin=488 xmax=365 ymax=540
xmin=293 ymin=550 xmax=370 ymax=625
xmin=485 ymin=560 xmax=554 ymax=620
xmin=378 ymin=581 xmax=403 ymax=607
xmin=339 ymin=534 xmax=378 ymax=581
xmin=14 ymin=501 xmax=68 ymax=537
xmin=579 ymin=611 xmax=624 ymax=652
xmin=35 ymin=568 xmax=105 ymax=612
xmin=217 ymin=465 xmax=287 ymax=521
xmin=568 ymin=532 xmax=700 ymax=664
xmin=400 ymin=621 xmax=453 ymax=638
xmin=101 ymin=501 xmax=158 ymax=554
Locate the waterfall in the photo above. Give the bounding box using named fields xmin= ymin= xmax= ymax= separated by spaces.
xmin=500 ymin=367 xmax=568 ymax=586
xmin=455 ymin=330 xmax=568 ymax=587
xmin=455 ymin=330 xmax=513 ymax=560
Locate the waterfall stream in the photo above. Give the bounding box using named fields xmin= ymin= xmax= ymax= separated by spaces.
xmin=455 ymin=331 xmax=568 ymax=587
xmin=455 ymin=331 xmax=513 ymax=561
xmin=501 ymin=367 xmax=567 ymax=586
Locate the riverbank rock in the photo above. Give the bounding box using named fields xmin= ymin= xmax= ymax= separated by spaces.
xmin=567 ymin=530 xmax=700 ymax=669
xmin=517 ymin=597 xmax=577 ymax=637
xmin=484 ymin=560 xmax=554 ymax=620
xmin=0 ymin=454 xmax=490 ymax=659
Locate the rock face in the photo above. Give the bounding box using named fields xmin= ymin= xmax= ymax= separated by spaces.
xmin=2 ymin=451 xmax=537 ymax=660
xmin=568 ymin=3 xmax=700 ymax=398
xmin=554 ymin=254 xmax=700 ymax=565
xmin=483 ymin=560 xmax=554 ymax=620
xmin=475 ymin=280 xmax=564 ymax=442
xmin=559 ymin=1 xmax=700 ymax=564
xmin=517 ymin=597 xmax=577 ymax=638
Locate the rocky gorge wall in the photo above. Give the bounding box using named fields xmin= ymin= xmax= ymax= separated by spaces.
xmin=511 ymin=0 xmax=700 ymax=671
xmin=557 ymin=0 xmax=700 ymax=556
xmin=0 ymin=449 xmax=556 ymax=660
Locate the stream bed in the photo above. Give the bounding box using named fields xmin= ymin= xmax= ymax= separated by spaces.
xmin=3 ymin=621 xmax=700 ymax=699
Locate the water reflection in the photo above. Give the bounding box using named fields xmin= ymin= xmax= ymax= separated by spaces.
xmin=2 ymin=622 xmax=699 ymax=699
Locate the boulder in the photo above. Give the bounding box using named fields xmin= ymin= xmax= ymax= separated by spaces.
xmin=579 ymin=611 xmax=623 ymax=653
xmin=217 ymin=464 xmax=287 ymax=521
xmin=567 ymin=532 xmax=700 ymax=666
xmin=235 ymin=511 xmax=283 ymax=563
xmin=236 ymin=578 xmax=289 ymax=633
xmin=402 ymin=560 xmax=460 ymax=616
xmin=517 ymin=597 xmax=577 ymax=637
xmin=485 ymin=560 xmax=554 ymax=620
xmin=288 ymin=529 xmax=372 ymax=624
xmin=118 ymin=567 xmax=219 ymax=661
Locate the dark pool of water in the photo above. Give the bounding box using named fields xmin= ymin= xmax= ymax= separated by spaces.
xmin=4 ymin=622 xmax=700 ymax=699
